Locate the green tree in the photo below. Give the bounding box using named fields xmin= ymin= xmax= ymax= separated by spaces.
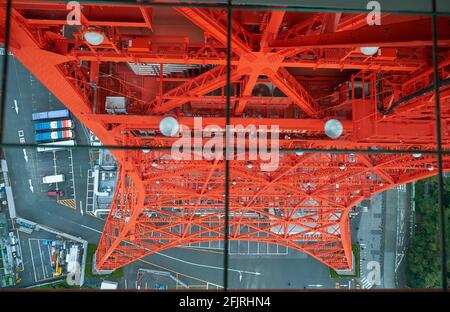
xmin=406 ymin=177 xmax=450 ymax=288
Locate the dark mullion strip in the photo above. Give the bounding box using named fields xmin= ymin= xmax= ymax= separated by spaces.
xmin=0 ymin=0 xmax=12 ymax=145
xmin=0 ymin=142 xmax=446 ymax=155
xmin=47 ymin=0 xmax=444 ymax=16
xmin=223 ymin=0 xmax=232 ymax=291
xmin=431 ymin=0 xmax=448 ymax=292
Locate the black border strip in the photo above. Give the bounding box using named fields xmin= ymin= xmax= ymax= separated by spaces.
xmin=0 ymin=0 xmax=12 ymax=144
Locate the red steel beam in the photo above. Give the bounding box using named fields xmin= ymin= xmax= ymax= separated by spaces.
xmin=235 ymin=11 xmax=286 ymax=115
xmin=4 ymin=3 xmax=450 ymax=273
xmin=269 ymin=67 xmax=321 ymax=117
xmin=271 ymin=18 xmax=450 ymax=49
xmin=176 ymin=7 xmax=252 ymax=55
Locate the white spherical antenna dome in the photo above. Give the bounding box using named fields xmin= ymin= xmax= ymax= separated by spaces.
xmin=324 ymin=119 xmax=344 ymax=139
xmin=84 ymin=31 xmax=105 ymax=46
xmin=360 ymin=47 xmax=379 ymax=56
xmin=159 ymin=116 xmax=180 ymax=137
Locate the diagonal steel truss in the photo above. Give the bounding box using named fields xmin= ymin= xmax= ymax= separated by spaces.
xmin=1 ymin=2 xmax=449 ymax=271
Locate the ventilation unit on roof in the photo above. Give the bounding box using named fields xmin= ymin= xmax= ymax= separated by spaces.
xmin=105 ymin=96 xmax=127 ymax=114
xmin=128 ymin=63 xmax=200 ymax=76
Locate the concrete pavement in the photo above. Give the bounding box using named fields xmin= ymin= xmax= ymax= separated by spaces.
xmin=2 ymin=54 xmax=338 ymax=289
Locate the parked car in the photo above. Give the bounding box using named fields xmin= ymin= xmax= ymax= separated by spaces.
xmin=47 ymin=190 xmax=65 ymax=197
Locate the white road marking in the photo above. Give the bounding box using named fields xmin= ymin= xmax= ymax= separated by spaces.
xmin=14 ymin=99 xmax=19 ymax=114
xmin=78 ymin=224 xmax=261 ymax=277
xmin=80 ymin=200 xmax=83 ymax=216
xmin=69 ymin=149 xmax=76 ymax=202
xmin=37 ymin=240 xmax=46 ymax=279
xmin=79 ymin=224 xmax=102 ymax=234
xmin=154 ymin=251 xmax=262 ymax=276
xmin=360 ymin=276 xmax=374 ymax=289
xmin=23 ymin=149 xmax=28 ymax=163
xmin=28 ymin=239 xmax=38 ymax=282
xmin=28 ymin=179 xmax=34 ymax=193
xmin=124 ymin=279 xmax=127 ymax=289
xmin=51 ymin=150 xmax=60 ymax=192
xmin=15 ymin=230 xmax=24 ymax=271
xmin=47 ymin=244 xmax=52 ymax=268
xmin=85 ymin=169 xmax=94 ymax=215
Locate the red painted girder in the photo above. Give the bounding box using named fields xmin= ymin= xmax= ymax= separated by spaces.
xmin=148 ymin=65 xmax=241 ymax=114
xmin=260 ymin=11 xmax=285 ymax=51
xmin=235 ymin=11 xmax=286 ymax=115
xmin=161 ymin=95 xmax=292 ymax=107
xmin=321 ymin=13 xmax=342 ymax=33
xmin=86 ymin=114 xmax=350 ymax=132
xmin=176 ymin=7 xmax=253 ymax=55
xmin=235 ymin=74 xmax=258 ymax=115
xmin=13 ymin=1 xmax=153 ymax=28
xmin=96 ymin=155 xmax=448 ymax=268
xmin=67 ymin=50 xmax=421 ymax=72
xmin=336 ymin=13 xmax=373 ymax=32
xmin=270 ymin=18 xmax=450 ymax=49
xmin=269 ymin=67 xmax=321 ymax=117
xmin=23 ymin=19 xmax=149 ymax=28
xmin=277 ymin=13 xmax=322 ymax=40
xmin=89 ymin=113 xmax=444 ymax=149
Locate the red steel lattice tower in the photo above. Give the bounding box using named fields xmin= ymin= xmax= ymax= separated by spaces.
xmin=1 ymin=1 xmax=450 ymax=271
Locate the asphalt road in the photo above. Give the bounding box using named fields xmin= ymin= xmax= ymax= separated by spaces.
xmin=2 ymin=54 xmax=341 ymax=290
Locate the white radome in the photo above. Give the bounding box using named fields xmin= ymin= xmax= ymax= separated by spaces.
xmin=324 ymin=119 xmax=344 ymax=139
xmin=84 ymin=31 xmax=105 ymax=46
xmin=159 ymin=116 xmax=180 ymax=137
xmin=360 ymin=47 xmax=379 ymax=56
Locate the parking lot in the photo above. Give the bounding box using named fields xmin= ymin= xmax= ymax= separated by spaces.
xmin=17 ymin=230 xmax=60 ymax=285
xmin=28 ymin=238 xmax=54 ymax=282
xmin=30 ymin=148 xmax=77 ymax=209
xmin=186 ymin=224 xmax=288 ymax=256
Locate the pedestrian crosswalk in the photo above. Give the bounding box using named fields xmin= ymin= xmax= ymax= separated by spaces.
xmin=359 ymin=276 xmax=374 ymax=289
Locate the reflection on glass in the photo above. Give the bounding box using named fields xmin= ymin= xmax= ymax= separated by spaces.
xmin=0 ymin=0 xmax=448 ymax=291
xmin=406 ymin=176 xmax=447 ymax=288
xmin=436 ymin=14 xmax=450 ymax=291
xmin=228 ymin=151 xmax=443 ymax=289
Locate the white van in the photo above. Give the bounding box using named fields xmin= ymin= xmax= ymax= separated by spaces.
xmin=42 ymin=174 xmax=65 ymax=184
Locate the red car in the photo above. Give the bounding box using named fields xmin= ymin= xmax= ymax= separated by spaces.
xmin=47 ymin=190 xmax=64 ymax=197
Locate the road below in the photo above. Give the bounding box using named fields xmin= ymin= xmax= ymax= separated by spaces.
xmin=2 ymin=54 xmax=336 ymax=289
